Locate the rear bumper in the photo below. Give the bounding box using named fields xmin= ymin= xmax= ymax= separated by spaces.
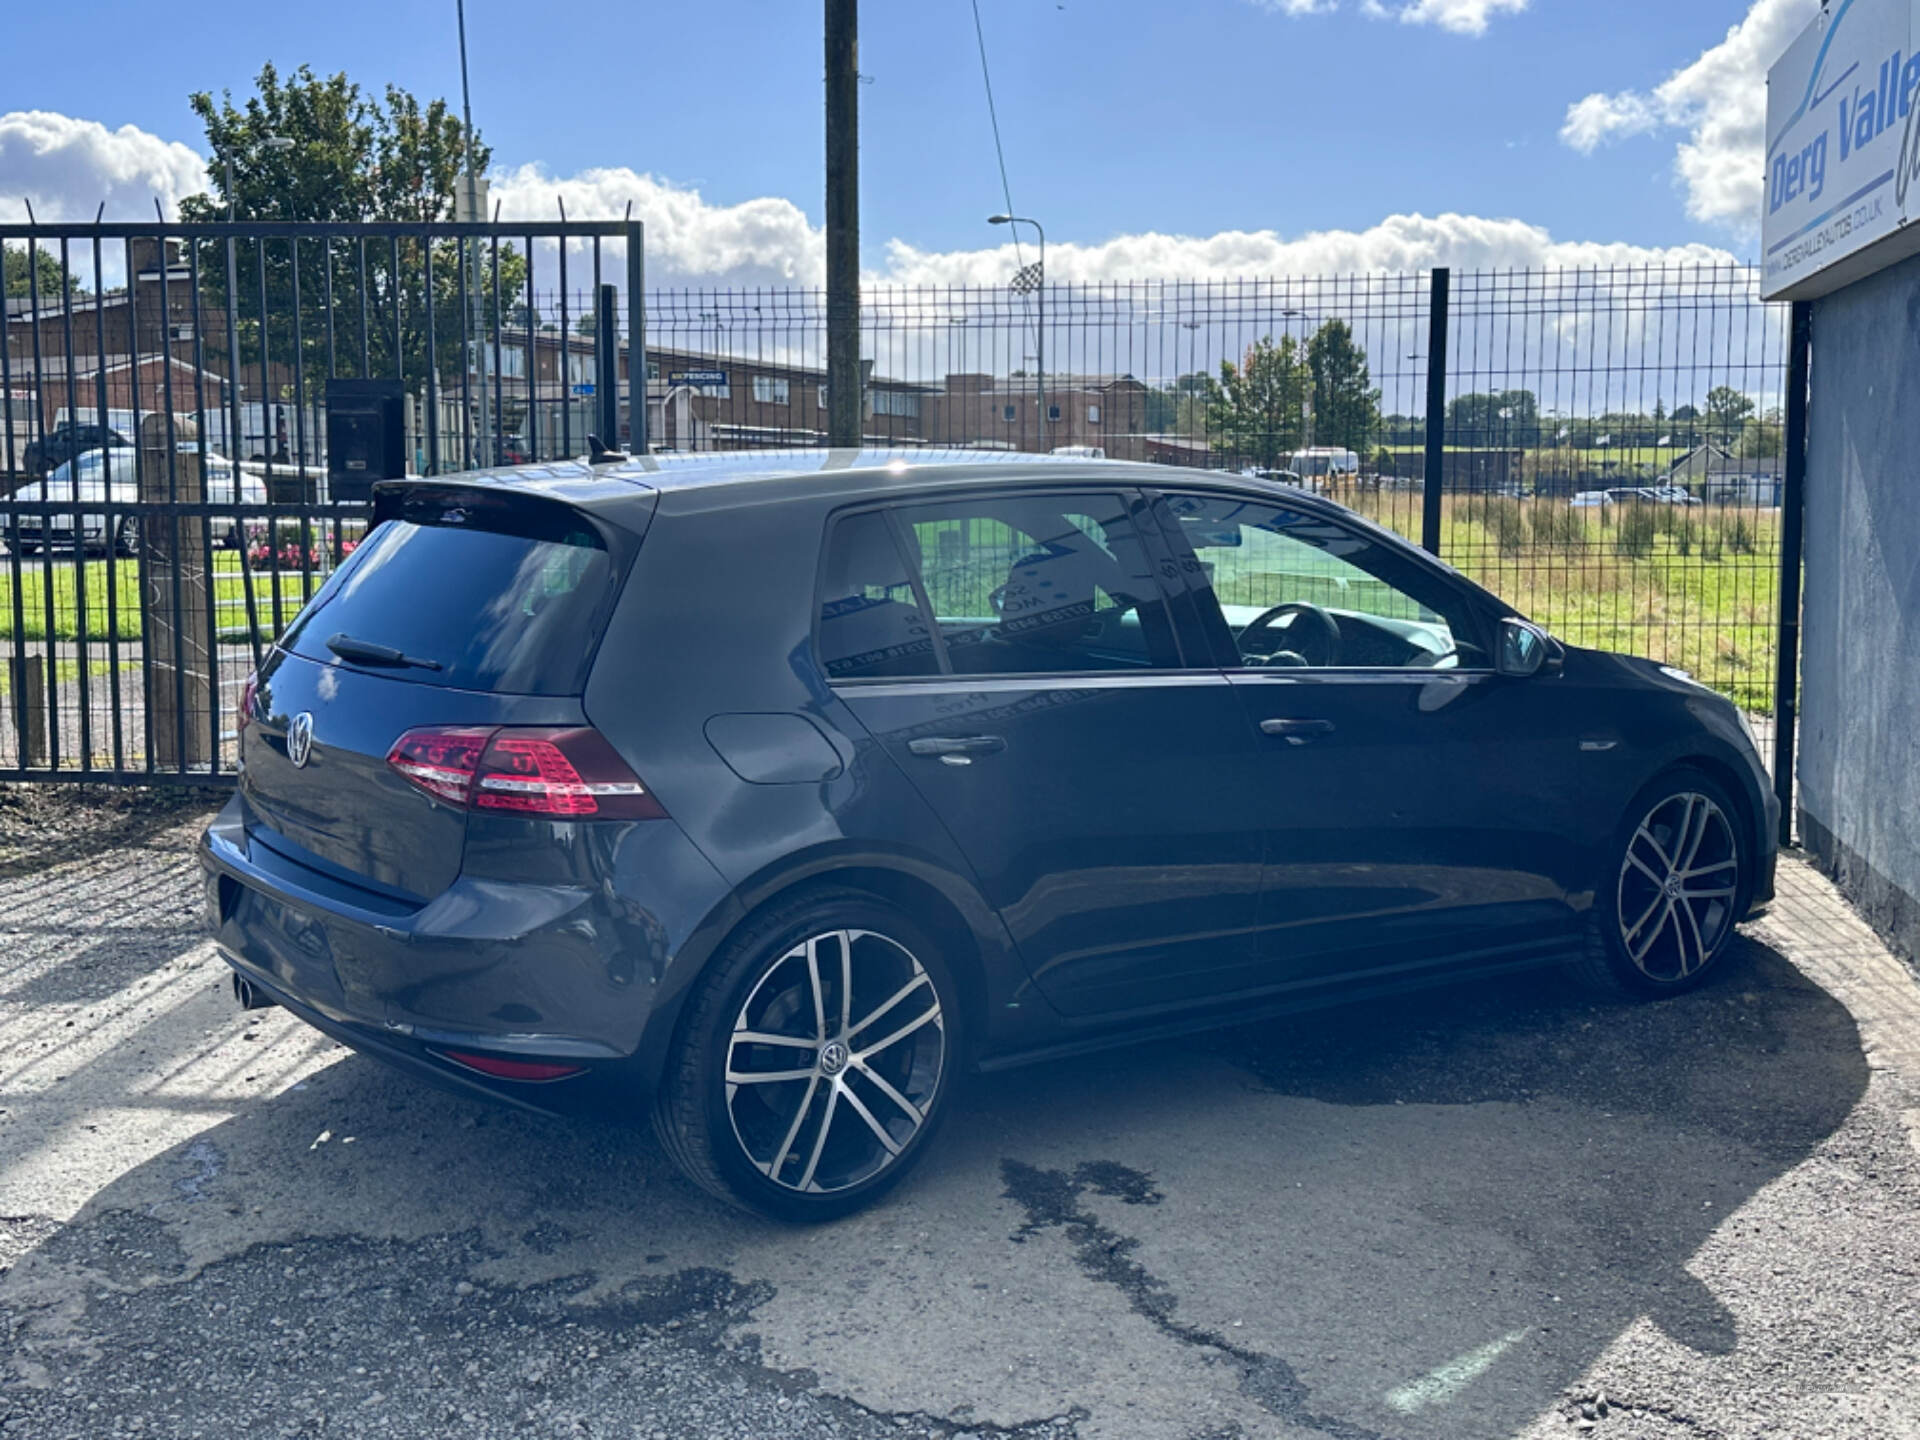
xmin=198 ymin=795 xmax=732 ymax=1112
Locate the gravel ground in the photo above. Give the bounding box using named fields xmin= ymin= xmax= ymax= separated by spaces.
xmin=2 ymin=789 xmax=1918 ymax=1440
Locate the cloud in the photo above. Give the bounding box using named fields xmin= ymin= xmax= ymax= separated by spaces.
xmin=1559 ymin=0 xmax=1820 ymax=227
xmin=1245 ymin=0 xmax=1337 ymax=15
xmin=0 ymin=111 xmax=207 ymax=224
xmin=879 ymin=211 xmax=1735 ymax=287
xmin=486 ymin=163 xmax=824 ymax=287
xmin=1357 ymin=0 xmax=1527 ymax=33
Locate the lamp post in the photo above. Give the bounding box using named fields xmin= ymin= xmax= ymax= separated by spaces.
xmin=989 ymin=213 xmax=1044 ymax=450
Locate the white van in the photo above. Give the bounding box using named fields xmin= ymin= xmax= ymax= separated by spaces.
xmin=1286 ymin=447 xmax=1360 ymax=482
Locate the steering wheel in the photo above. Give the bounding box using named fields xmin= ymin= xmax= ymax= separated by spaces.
xmin=1240 ymin=601 xmax=1342 ymax=667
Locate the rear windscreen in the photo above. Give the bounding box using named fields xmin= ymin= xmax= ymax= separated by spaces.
xmin=282 ymin=514 xmax=616 ymax=695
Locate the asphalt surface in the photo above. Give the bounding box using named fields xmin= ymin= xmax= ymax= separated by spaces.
xmin=2 ymin=790 xmax=1918 ymax=1440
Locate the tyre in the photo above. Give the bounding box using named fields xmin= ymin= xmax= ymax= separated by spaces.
xmin=1572 ymin=766 xmax=1747 ymax=997
xmin=113 ymin=517 xmax=138 ymax=558
xmin=653 ymin=888 xmax=959 ymax=1221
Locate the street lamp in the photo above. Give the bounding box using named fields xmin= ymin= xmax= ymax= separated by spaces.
xmin=989 ymin=213 xmax=1045 ymax=449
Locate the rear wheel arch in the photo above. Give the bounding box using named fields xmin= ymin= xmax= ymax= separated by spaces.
xmin=681 ymin=860 xmax=995 ymax=1069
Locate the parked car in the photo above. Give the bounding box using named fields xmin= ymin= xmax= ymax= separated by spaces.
xmin=22 ymin=420 xmax=132 ymax=479
xmin=201 ymin=451 xmax=1778 ymax=1220
xmin=11 ymin=445 xmax=270 ymax=554
xmin=1570 ymin=490 xmax=1614 ymax=508
xmin=1642 ymin=483 xmax=1702 ymax=506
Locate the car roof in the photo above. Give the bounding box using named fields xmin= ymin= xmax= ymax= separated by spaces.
xmin=428 ymin=446 xmax=1357 ymax=518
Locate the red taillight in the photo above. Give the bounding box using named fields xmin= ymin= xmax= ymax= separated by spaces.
xmin=385 ymin=725 xmax=664 ymax=819
xmin=386 ymin=726 xmax=494 ymax=807
xmin=437 ymin=1050 xmax=585 ymax=1082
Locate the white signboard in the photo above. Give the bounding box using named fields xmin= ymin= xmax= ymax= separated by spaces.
xmin=1762 ymin=0 xmax=1920 ymax=299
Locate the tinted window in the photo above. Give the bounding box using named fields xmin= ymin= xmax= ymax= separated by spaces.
xmin=282 ymin=515 xmax=616 ymax=694
xmin=817 ymin=510 xmax=940 ymax=680
xmin=1162 ymin=492 xmax=1489 ymax=670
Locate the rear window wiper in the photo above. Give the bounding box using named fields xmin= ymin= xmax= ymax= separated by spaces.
xmin=326 ymin=632 xmax=444 ymax=671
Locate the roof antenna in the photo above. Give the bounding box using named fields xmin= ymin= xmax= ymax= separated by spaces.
xmin=23 ymin=198 xmax=34 ymax=226
xmin=95 ymin=202 xmax=105 ymax=223
xmin=586 ymin=434 xmax=627 ymax=465
xmin=557 ymin=195 xmax=567 ymax=223
xmin=154 ymin=196 xmax=165 ymax=222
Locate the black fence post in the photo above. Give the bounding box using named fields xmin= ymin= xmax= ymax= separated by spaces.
xmin=1772 ymin=299 xmax=1811 ymax=845
xmin=1421 ymin=267 xmax=1450 ymax=556
xmin=626 ymin=222 xmax=647 ymax=454
xmin=596 ymin=284 xmax=619 ymax=447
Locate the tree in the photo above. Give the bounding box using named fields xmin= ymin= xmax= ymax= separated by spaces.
xmin=179 ymin=63 xmax=527 ymax=401
xmin=1446 ymin=389 xmax=1539 ymax=444
xmin=1208 ymin=336 xmax=1310 ymax=468
xmin=1305 ymin=319 xmax=1380 ymax=452
xmin=3 ymin=243 xmax=78 ymax=300
xmin=1670 ymin=403 xmax=1699 ymax=423
xmin=1703 ymin=386 xmax=1755 ymax=444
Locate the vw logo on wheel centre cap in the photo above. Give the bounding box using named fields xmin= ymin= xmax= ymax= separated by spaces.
xmin=819 ymin=1040 xmax=849 ymax=1077
xmin=287 ymin=711 xmax=315 ymax=769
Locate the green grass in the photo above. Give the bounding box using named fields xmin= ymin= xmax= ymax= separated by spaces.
xmin=0 ymin=552 xmax=330 ymax=644
xmin=1344 ymin=491 xmax=1781 ymax=712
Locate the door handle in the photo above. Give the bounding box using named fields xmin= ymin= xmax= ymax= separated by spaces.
xmin=1259 ymin=717 xmax=1336 ymax=744
xmin=907 ymin=734 xmax=1007 ymax=764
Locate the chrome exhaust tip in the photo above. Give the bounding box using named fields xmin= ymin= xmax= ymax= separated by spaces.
xmin=232 ymin=973 xmax=278 ymax=1012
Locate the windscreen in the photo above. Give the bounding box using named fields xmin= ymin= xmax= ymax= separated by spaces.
xmin=282 ymin=511 xmax=616 ymax=695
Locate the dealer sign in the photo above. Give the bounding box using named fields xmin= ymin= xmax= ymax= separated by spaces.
xmin=1763 ymin=0 xmax=1920 ymax=300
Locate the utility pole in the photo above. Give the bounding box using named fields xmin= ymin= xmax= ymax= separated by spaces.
xmin=825 ymin=0 xmax=861 ymax=449
xmin=457 ymin=0 xmax=492 ymax=468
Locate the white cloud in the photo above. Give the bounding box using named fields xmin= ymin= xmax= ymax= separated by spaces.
xmin=0 ymin=110 xmax=207 ymax=224
xmin=487 ymin=163 xmax=824 ymax=287
xmin=1375 ymin=0 xmax=1528 ymax=35
xmin=1245 ymin=0 xmax=1337 ymax=15
xmin=879 ymin=211 xmax=1734 ymax=287
xmin=1254 ymin=0 xmax=1526 ymax=29
xmin=1559 ymin=0 xmax=1820 ymax=227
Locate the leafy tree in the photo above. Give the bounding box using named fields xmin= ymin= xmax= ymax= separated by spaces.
xmin=1670 ymin=403 xmax=1699 ymax=423
xmin=1305 ymin=319 xmax=1380 ymax=452
xmin=1446 ymin=389 xmax=1539 ymax=444
xmin=179 ymin=62 xmax=527 ymax=403
xmin=1209 ymin=336 xmax=1310 ymax=468
xmin=3 ymin=243 xmax=78 ymax=300
xmin=1703 ymin=386 xmax=1755 ymax=446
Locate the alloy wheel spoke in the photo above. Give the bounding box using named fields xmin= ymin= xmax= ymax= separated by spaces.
xmin=1633 ymin=824 xmax=1674 ymax=873
xmin=849 ymin=974 xmax=930 ymax=1044
xmin=1675 ymin=900 xmax=1706 ymax=975
xmin=1630 ymin=900 xmax=1672 ymax=962
xmin=1625 ymin=852 xmax=1668 ymax=889
xmin=839 ymin=929 xmax=855 ymax=1038
xmin=853 ymin=1059 xmax=925 ymax=1126
xmin=726 ymin=1067 xmax=816 ymax=1086
xmin=1674 ymin=795 xmax=1705 ymax=872
xmin=855 ymin=1004 xmax=942 ymax=1061
xmin=731 ymin=1030 xmax=817 ymax=1052
xmin=764 ymin=1075 xmax=819 ymax=1181
xmin=797 ymin=1083 xmax=841 ymax=1192
xmin=838 ymin=1080 xmax=904 ymax=1157
xmin=1681 ymin=884 xmax=1735 ymax=901
xmin=1624 ymin=889 xmax=1668 ymax=945
xmin=1683 ymin=856 xmax=1737 ymax=880
xmin=805 ymin=937 xmax=828 ymax=1043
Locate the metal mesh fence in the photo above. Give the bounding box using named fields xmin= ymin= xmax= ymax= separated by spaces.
xmin=1 ymin=235 xmax=1790 ymax=781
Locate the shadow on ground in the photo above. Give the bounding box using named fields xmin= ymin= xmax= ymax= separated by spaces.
xmin=0 ymin=932 xmax=1876 ymax=1440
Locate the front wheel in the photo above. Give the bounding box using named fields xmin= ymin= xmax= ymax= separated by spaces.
xmin=653 ymin=889 xmax=959 ymax=1221
xmin=1573 ymin=767 xmax=1746 ymax=996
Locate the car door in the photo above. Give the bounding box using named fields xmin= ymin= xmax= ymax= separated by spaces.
xmin=817 ymin=488 xmax=1267 ymax=1019
xmin=1150 ymin=487 xmax=1589 ymax=991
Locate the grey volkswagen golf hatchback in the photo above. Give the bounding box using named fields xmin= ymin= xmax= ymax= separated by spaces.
xmin=202 ymin=449 xmax=1777 ymax=1219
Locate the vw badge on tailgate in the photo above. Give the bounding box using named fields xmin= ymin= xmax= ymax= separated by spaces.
xmin=287 ymin=712 xmax=314 ymax=769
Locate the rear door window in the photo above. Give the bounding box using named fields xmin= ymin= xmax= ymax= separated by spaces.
xmin=817 ymin=491 xmax=1183 ymax=679
xmin=282 ymin=510 xmax=616 ymax=695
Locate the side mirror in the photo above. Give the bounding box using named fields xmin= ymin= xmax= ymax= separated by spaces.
xmin=1496 ymin=617 xmax=1553 ymax=678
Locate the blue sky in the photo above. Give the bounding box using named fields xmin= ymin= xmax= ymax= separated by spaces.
xmin=0 ymin=0 xmax=1811 ymax=281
